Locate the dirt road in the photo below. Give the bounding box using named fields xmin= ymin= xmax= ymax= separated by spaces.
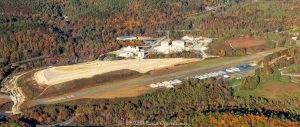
xmin=1 ymin=71 xmax=33 ymax=114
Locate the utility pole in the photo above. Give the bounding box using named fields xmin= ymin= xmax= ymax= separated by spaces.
xmin=167 ymin=31 xmax=170 ymax=39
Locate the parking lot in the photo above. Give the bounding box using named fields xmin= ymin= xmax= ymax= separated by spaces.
xmin=149 ymin=63 xmax=258 ymax=89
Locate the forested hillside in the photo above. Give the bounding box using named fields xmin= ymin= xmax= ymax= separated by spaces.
xmin=187 ymin=1 xmax=300 ymax=39
xmin=1 ymin=0 xmax=299 ymax=81
xmin=0 ymin=0 xmax=238 ymax=81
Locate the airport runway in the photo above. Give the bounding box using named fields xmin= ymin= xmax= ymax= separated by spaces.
xmin=36 ymin=53 xmax=270 ymax=104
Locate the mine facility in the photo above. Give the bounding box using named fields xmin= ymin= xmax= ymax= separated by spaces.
xmin=111 ymin=35 xmax=214 ymax=60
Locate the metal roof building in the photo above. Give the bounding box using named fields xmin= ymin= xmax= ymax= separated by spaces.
xmin=116 ymin=35 xmax=138 ymax=41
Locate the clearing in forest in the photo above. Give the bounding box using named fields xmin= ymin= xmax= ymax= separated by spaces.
xmin=0 ymin=94 xmax=11 ymax=105
xmin=225 ymin=38 xmax=266 ymax=48
xmin=236 ymin=81 xmax=300 ymax=100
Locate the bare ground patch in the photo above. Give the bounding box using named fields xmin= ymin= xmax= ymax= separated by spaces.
xmin=17 ymin=71 xmax=46 ymax=100
xmin=225 ymin=38 xmax=266 ymax=48
xmin=208 ymin=37 xmax=271 ymax=55
xmin=0 ymin=94 xmax=11 ymax=105
xmin=37 ymin=69 xmax=142 ymax=98
xmin=255 ymin=82 xmax=300 ymax=100
xmin=34 ymin=58 xmax=200 ymax=85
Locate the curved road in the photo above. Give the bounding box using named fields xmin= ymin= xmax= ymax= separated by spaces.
xmin=36 ymin=52 xmax=272 ymax=104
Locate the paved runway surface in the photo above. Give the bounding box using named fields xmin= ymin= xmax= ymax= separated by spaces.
xmin=36 ymin=53 xmax=270 ymax=104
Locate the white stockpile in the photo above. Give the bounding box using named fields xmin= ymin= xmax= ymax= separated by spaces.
xmin=116 ymin=46 xmax=145 ymax=59
xmin=181 ymin=36 xmax=213 ymax=58
xmin=153 ymin=35 xmax=213 ymax=58
xmin=153 ymin=39 xmax=186 ymax=54
xmin=35 ymin=58 xmax=199 ymax=86
xmin=292 ymin=36 xmax=298 ymax=41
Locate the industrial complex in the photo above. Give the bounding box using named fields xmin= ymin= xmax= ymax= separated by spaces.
xmin=112 ymin=35 xmax=214 ymax=59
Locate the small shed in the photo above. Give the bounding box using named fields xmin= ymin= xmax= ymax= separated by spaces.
xmin=292 ymin=37 xmax=298 ymax=41
xmin=172 ymin=40 xmax=185 ymax=48
xmin=150 ymin=83 xmax=159 ymax=88
xmin=122 ymin=46 xmax=139 ymax=52
xmin=117 ymin=52 xmax=134 ymax=58
xmin=137 ymin=51 xmax=145 ymax=59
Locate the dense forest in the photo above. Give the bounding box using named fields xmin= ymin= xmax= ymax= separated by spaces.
xmin=0 ymin=0 xmax=236 ymax=81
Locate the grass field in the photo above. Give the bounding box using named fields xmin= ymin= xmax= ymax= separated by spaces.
xmin=80 ymin=82 xmax=149 ymax=99
xmin=234 ymin=81 xmax=300 ymax=100
xmin=225 ymin=38 xmax=266 ymax=48
xmin=37 ymin=69 xmax=142 ymax=98
xmin=208 ymin=37 xmax=273 ymax=56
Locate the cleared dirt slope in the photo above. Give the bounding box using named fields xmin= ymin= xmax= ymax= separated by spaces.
xmin=34 ymin=58 xmax=200 ymax=85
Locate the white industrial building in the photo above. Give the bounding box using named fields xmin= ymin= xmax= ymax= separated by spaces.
xmin=116 ymin=52 xmax=134 ymax=58
xmin=181 ymin=36 xmax=213 ymax=51
xmin=292 ymin=37 xmax=298 ymax=41
xmin=113 ymin=35 xmax=214 ymax=58
xmin=116 ymin=46 xmax=145 ymax=59
xmin=154 ymin=39 xmax=186 ymax=54
xmin=152 ymin=36 xmax=213 ymax=58
xmin=122 ymin=46 xmax=140 ymax=52
xmin=137 ymin=51 xmax=145 ymax=59
xmin=116 ymin=35 xmax=138 ymax=41
xmin=172 ymin=40 xmax=185 ymax=48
